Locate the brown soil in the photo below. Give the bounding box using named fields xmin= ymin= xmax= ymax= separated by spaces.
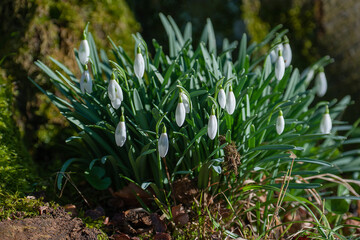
xmin=0 ymin=207 xmax=101 ymax=240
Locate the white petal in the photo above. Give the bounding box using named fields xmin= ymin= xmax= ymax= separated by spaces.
xmin=175 ymin=102 xmax=186 ymax=127
xmin=79 ymin=40 xmax=90 ymax=65
xmin=84 ymin=71 xmax=92 ymax=94
xmin=283 ymin=43 xmax=292 ymax=67
xmin=320 ymin=113 xmax=332 ymax=134
xmin=270 ymin=50 xmax=277 ymax=63
xmin=275 ymin=56 xmax=285 ymax=80
xmin=158 ymin=133 xmax=169 ymax=158
xmin=111 ymin=99 xmax=121 ymax=109
xmin=108 ymin=80 xmax=116 ymax=101
xmin=276 ymin=115 xmax=285 ymax=135
xmin=207 ymin=115 xmax=217 ymax=140
xmin=226 ymin=91 xmax=236 ymax=115
xmin=218 ymin=89 xmax=226 ymax=109
xmin=134 ymin=53 xmax=145 ymax=79
xmin=181 ymin=93 xmax=190 ymax=113
xmin=115 ymin=121 xmax=126 ymax=147
xmin=115 ymin=81 xmax=123 ymax=101
xmin=316 ymin=72 xmax=327 ymax=97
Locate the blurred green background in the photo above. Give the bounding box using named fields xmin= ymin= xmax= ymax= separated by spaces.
xmin=1 ymin=0 xmax=359 ymax=192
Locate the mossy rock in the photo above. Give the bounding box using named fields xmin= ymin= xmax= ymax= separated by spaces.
xmin=0 ymin=69 xmax=35 ymax=194
xmin=0 ymin=0 xmax=140 ymax=166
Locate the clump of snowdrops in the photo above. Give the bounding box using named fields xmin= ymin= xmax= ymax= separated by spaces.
xmin=32 ymin=15 xmax=360 ymax=238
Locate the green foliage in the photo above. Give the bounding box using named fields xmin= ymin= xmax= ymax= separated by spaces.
xmin=34 ymin=14 xmax=360 ymax=238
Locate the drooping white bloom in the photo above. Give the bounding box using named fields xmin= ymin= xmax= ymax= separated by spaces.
xmin=208 ymin=109 xmax=217 ymax=140
xmin=270 ymin=43 xmax=283 ymax=63
xmin=283 ymin=39 xmax=292 ymax=67
xmin=79 ymin=39 xmax=90 ymax=65
xmin=175 ymin=97 xmax=186 ymax=127
xmin=275 ymin=50 xmax=285 ymax=81
xmin=315 ymin=70 xmax=327 ymax=97
xmin=320 ymin=106 xmax=332 ymax=134
xmin=80 ymin=66 xmax=92 ymax=94
xmin=218 ymin=87 xmax=226 ymax=109
xmin=226 ymin=86 xmax=236 ymax=115
xmin=158 ymin=126 xmax=169 ymax=158
xmin=276 ymin=110 xmax=285 ymax=135
xmin=115 ymin=116 xmax=126 ymax=147
xmin=134 ymin=47 xmax=145 ymax=79
xmin=108 ymin=75 xmax=123 ymax=109
xmin=181 ymin=92 xmax=190 ymax=113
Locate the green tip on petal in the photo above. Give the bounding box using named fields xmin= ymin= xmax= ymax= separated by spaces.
xmin=279 ymin=110 xmax=283 ymax=116
xmin=284 ymin=36 xmax=289 ymax=43
xmin=325 ymin=105 xmax=329 ymax=114
xmin=162 ymin=124 xmax=167 ymax=133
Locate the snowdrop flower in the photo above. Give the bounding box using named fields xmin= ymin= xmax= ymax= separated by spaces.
xmin=175 ymin=95 xmax=186 ymax=127
xmin=226 ymin=86 xmax=236 ymax=115
xmin=315 ymin=68 xmax=327 ymax=97
xmin=218 ymin=86 xmax=226 ymax=109
xmin=276 ymin=110 xmax=285 ymax=135
xmin=115 ymin=114 xmax=126 ymax=147
xmin=80 ymin=65 xmax=92 ymax=94
xmin=134 ymin=46 xmax=145 ymax=79
xmin=320 ymin=106 xmax=332 ymax=134
xmin=270 ymin=43 xmax=283 ymax=63
xmin=181 ymin=92 xmax=190 ymax=113
xmin=208 ymin=108 xmax=217 ymax=140
xmin=283 ymin=36 xmax=292 ymax=67
xmin=275 ymin=50 xmax=285 ymax=81
xmin=108 ymin=73 xmax=123 ymax=109
xmin=158 ymin=125 xmax=169 ymax=158
xmin=79 ymin=33 xmax=90 ymax=65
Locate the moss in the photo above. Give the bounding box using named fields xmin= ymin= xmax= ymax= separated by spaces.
xmin=0 ymin=0 xmax=140 ymax=167
xmin=0 ymin=69 xmax=36 ymax=194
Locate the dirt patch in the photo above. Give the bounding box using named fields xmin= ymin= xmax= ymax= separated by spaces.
xmin=0 ymin=207 xmax=101 ymax=240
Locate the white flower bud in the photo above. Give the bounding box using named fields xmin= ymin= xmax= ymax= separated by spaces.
xmin=276 ymin=110 xmax=285 ymax=135
xmin=134 ymin=49 xmax=145 ymax=79
xmin=115 ymin=117 xmax=126 ymax=147
xmin=275 ymin=53 xmax=285 ymax=81
xmin=158 ymin=126 xmax=169 ymax=158
xmin=320 ymin=106 xmax=332 ymax=134
xmin=208 ymin=110 xmax=217 ymax=140
xmin=181 ymin=92 xmax=190 ymax=113
xmin=283 ymin=43 xmax=292 ymax=67
xmin=226 ymin=86 xmax=236 ymax=115
xmin=218 ymin=88 xmax=226 ymax=109
xmin=80 ymin=67 xmax=92 ymax=94
xmin=108 ymin=77 xmax=123 ymax=110
xmin=316 ymin=71 xmax=327 ymax=97
xmin=270 ymin=44 xmax=283 ymax=63
xmin=175 ymin=102 xmax=186 ymax=127
xmin=79 ymin=39 xmax=90 ymax=65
